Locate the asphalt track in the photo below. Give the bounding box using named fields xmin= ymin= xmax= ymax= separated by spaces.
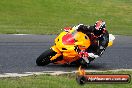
xmin=0 ymin=34 xmax=132 ymax=74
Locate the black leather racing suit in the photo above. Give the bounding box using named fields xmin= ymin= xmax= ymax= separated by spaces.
xmin=76 ymin=25 xmax=109 ymax=56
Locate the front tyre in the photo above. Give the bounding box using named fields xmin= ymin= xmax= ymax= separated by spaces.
xmin=36 ymin=49 xmax=57 ymax=66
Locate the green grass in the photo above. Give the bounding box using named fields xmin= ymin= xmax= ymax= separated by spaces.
xmin=0 ymin=71 xmax=132 ymax=88
xmin=0 ymin=0 xmax=132 ymax=35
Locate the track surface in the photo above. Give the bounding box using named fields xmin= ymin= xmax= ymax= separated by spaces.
xmin=0 ymin=34 xmax=132 ymax=74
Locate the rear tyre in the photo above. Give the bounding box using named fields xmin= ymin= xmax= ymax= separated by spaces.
xmin=79 ymin=59 xmax=89 ymax=68
xmin=76 ymin=57 xmax=95 ymax=68
xmin=72 ymin=59 xmax=89 ymax=68
xmin=36 ymin=49 xmax=56 ymax=66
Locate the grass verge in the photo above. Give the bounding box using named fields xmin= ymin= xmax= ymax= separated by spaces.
xmin=0 ymin=0 xmax=132 ymax=35
xmin=0 ymin=71 xmax=131 ymax=88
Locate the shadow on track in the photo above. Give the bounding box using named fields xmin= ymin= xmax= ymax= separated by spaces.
xmin=41 ymin=62 xmax=109 ymax=72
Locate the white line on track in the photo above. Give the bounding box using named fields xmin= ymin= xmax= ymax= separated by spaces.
xmin=12 ymin=34 xmax=31 ymax=35
xmin=0 ymin=69 xmax=132 ymax=78
xmin=11 ymin=34 xmax=119 ymax=36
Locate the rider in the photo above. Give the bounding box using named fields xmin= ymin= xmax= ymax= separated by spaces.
xmin=64 ymin=20 xmax=109 ymax=61
xmin=89 ymin=20 xmax=109 ymax=58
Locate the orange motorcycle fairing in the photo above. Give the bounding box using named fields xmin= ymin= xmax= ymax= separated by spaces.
xmin=50 ymin=45 xmax=62 ymax=61
xmin=50 ymin=29 xmax=91 ymax=64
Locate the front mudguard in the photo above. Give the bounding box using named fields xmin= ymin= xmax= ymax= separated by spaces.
xmin=50 ymin=45 xmax=62 ymax=61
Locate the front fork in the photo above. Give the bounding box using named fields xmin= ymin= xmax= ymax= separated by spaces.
xmin=50 ymin=45 xmax=62 ymax=61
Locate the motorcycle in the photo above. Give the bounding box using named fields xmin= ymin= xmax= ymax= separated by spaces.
xmin=36 ymin=27 xmax=115 ymax=67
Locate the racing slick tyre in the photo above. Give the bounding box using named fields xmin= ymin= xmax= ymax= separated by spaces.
xmin=36 ymin=49 xmax=57 ymax=66
xmin=72 ymin=57 xmax=95 ymax=68
xmin=79 ymin=59 xmax=89 ymax=68
xmin=73 ymin=59 xmax=89 ymax=68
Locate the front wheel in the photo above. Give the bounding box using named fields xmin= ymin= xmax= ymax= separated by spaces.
xmin=36 ymin=49 xmax=57 ymax=66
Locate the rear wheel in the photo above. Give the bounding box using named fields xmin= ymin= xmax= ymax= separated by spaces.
xmin=76 ymin=57 xmax=95 ymax=68
xmin=36 ymin=49 xmax=57 ymax=66
xmin=79 ymin=59 xmax=89 ymax=68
